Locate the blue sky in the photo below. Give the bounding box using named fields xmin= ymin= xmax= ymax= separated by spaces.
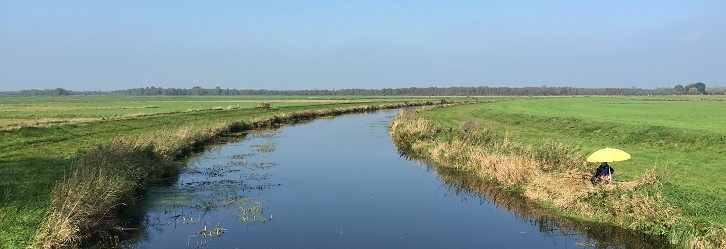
xmin=1 ymin=1 xmax=724 ymax=91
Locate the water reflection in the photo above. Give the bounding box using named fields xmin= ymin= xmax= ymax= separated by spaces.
xmin=127 ymin=130 xmax=280 ymax=248
xmin=398 ymin=149 xmax=672 ymax=249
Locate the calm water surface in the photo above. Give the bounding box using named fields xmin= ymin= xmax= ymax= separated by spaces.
xmin=127 ymin=111 xmax=669 ymax=248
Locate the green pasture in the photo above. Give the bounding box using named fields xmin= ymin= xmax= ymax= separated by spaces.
xmin=484 ymin=96 xmax=726 ymax=135
xmin=0 ymin=96 xmax=445 ymax=248
xmin=0 ymin=96 xmax=427 ymax=129
xmin=418 ymin=96 xmax=725 ymax=228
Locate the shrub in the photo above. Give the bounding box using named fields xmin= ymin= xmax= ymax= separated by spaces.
xmin=33 ymin=139 xmax=177 ymax=248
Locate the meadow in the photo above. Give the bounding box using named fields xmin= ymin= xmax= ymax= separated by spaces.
xmin=395 ymin=96 xmax=725 ymax=248
xmin=0 ymin=95 xmax=451 ymax=248
xmin=0 ymin=96 xmax=423 ymax=129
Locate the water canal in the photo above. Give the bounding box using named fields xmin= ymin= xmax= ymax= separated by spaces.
xmin=126 ymin=110 xmax=670 ymax=248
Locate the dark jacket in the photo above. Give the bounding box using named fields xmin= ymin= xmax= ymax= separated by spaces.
xmin=595 ymin=164 xmax=614 ymax=176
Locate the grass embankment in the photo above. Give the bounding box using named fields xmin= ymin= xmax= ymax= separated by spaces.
xmin=0 ymin=97 xmax=453 ymax=248
xmin=391 ymin=97 xmax=725 ymax=249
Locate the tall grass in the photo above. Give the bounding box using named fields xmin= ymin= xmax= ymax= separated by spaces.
xmin=421 ymin=158 xmax=675 ymax=248
xmin=32 ymin=139 xmax=176 ymax=248
xmin=392 ymin=110 xmax=586 ymax=187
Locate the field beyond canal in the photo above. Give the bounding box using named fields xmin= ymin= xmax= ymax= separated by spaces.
xmin=391 ymin=96 xmax=726 ymax=248
xmin=0 ymin=95 xmax=453 ymax=248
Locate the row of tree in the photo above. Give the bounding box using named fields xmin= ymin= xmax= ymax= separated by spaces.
xmin=674 ymin=82 xmax=707 ymax=95
xmin=104 ymin=84 xmax=712 ymax=96
xmin=0 ymin=88 xmax=109 ymax=96
xmin=2 ymin=83 xmax=720 ymax=96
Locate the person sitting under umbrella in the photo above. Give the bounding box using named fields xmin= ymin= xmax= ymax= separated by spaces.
xmin=590 ymin=162 xmax=614 ymax=186
xmin=586 ymin=147 xmax=628 ymax=187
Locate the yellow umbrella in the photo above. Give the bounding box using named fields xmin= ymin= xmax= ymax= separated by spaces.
xmin=586 ymin=147 xmax=631 ymax=163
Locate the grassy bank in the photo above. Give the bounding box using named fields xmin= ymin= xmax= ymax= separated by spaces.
xmin=391 ymin=97 xmax=725 ymax=248
xmin=0 ymin=96 xmax=454 ymax=248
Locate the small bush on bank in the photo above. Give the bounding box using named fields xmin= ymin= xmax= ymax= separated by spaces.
xmin=33 ymin=139 xmax=177 ymax=248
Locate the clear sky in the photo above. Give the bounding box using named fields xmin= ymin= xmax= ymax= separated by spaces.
xmin=1 ymin=1 xmax=724 ymax=91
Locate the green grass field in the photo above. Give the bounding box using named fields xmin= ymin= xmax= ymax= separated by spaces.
xmin=0 ymin=95 xmax=451 ymax=248
xmin=417 ymin=96 xmax=725 ymax=233
xmin=0 ymin=96 xmax=429 ymax=129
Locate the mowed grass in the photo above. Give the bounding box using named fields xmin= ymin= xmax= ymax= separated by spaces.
xmin=484 ymin=96 xmax=726 ymax=135
xmin=418 ymin=96 xmax=726 ymax=227
xmin=0 ymin=96 xmax=444 ymax=248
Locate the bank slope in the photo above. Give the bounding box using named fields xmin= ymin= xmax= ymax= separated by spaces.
xmin=391 ymin=99 xmax=725 ymax=249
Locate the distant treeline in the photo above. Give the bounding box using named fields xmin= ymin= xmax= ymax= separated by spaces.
xmin=112 ymin=86 xmax=675 ymax=96
xmin=1 ymin=88 xmax=106 ymax=96
xmin=3 ymin=84 xmax=724 ymax=96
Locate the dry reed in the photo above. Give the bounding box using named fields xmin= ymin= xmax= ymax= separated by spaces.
xmin=32 ymin=139 xmax=174 ymax=248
